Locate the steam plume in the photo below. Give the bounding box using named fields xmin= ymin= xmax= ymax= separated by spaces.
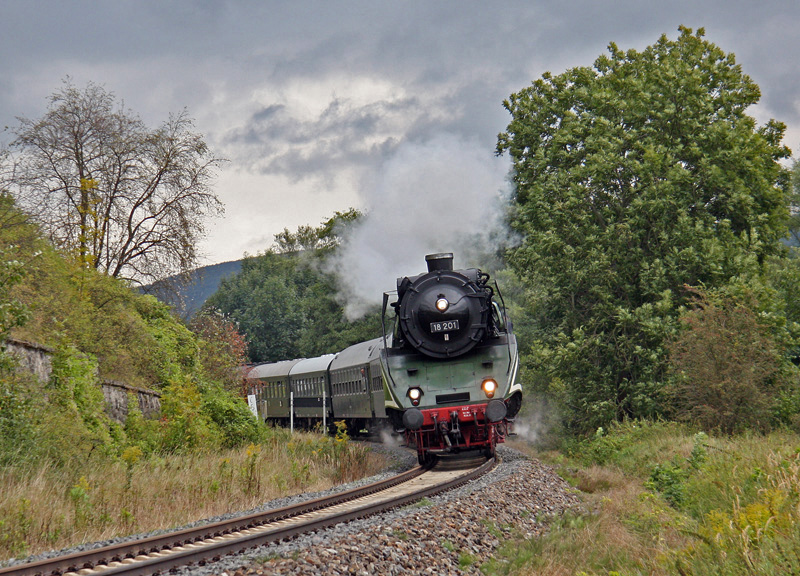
xmin=329 ymin=133 xmax=513 ymax=319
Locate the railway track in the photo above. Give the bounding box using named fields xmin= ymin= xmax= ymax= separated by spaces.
xmin=2 ymin=455 xmax=494 ymax=576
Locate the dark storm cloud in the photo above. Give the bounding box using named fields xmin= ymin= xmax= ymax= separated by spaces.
xmin=1 ymin=0 xmax=799 ymax=263
xmin=223 ymin=95 xmax=420 ymax=179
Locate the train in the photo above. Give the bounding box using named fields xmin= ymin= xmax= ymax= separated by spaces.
xmin=245 ymin=253 xmax=522 ymax=464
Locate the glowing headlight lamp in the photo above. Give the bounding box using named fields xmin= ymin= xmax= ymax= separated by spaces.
xmin=407 ymin=387 xmax=423 ymax=406
xmin=435 ymin=296 xmax=449 ymax=312
xmin=481 ymin=378 xmax=498 ymax=399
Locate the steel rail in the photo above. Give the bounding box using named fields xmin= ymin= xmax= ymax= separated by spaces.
xmin=69 ymin=457 xmax=494 ymax=576
xmin=1 ymin=457 xmax=494 ymax=576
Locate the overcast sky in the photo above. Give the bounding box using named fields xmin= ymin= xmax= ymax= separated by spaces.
xmin=1 ymin=1 xmax=799 ymax=275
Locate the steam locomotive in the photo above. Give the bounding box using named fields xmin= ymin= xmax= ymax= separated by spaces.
xmin=245 ymin=253 xmax=522 ymax=464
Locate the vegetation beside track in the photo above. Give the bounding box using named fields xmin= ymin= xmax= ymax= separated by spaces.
xmin=0 ymin=197 xmax=385 ymax=561
xmin=0 ymin=427 xmax=384 ymax=560
xmin=485 ymin=422 xmax=800 ymax=576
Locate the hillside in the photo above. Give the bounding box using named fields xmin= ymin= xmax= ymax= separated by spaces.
xmin=144 ymin=259 xmax=242 ymax=318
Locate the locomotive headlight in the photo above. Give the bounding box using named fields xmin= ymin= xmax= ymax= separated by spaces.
xmin=435 ymin=297 xmax=449 ymax=312
xmin=481 ymin=378 xmax=498 ymax=399
xmin=407 ymin=387 xmax=423 ymax=406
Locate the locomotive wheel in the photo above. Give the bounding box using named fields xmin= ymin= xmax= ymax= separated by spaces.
xmin=418 ymin=451 xmax=434 ymax=467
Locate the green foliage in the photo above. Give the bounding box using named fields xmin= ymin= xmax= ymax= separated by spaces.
xmin=69 ymin=476 xmax=92 ymax=528
xmin=134 ymin=295 xmax=200 ymax=386
xmin=158 ymin=376 xmax=220 ymax=452
xmin=122 ymin=394 xmax=161 ymax=454
xmin=40 ymin=345 xmax=125 ymax=465
xmin=498 ymin=27 xmax=792 ymax=432
xmin=0 ymin=195 xmax=274 ymax=470
xmin=767 ymin=248 xmax=800 ymax=366
xmin=272 ymin=208 xmax=361 ymax=254
xmin=0 ymin=498 xmax=32 ymax=557
xmin=0 ymin=371 xmax=40 ymax=466
xmin=201 ymin=383 xmax=264 ymax=447
xmin=206 ymin=216 xmax=381 ymax=363
xmin=207 ymin=254 xmax=305 ymax=362
xmin=565 ymin=420 xmax=696 ymax=477
xmin=788 ymin=159 xmax=800 ymax=246
xmin=0 ymin=246 xmax=31 ymax=339
xmin=666 ymin=287 xmax=799 ymax=433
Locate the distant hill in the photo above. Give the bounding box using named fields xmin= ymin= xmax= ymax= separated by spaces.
xmin=144 ymin=260 xmax=242 ymax=318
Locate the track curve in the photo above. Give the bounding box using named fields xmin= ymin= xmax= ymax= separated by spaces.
xmin=2 ymin=456 xmax=494 ymax=576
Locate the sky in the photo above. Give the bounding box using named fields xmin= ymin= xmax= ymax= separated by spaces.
xmin=1 ymin=1 xmax=799 ymax=304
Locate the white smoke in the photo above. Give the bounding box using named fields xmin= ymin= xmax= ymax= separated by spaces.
xmin=509 ymin=395 xmax=561 ymax=448
xmin=328 ymin=133 xmax=513 ymax=319
xmin=511 ymin=413 xmax=546 ymax=445
xmin=378 ymin=427 xmax=402 ymax=448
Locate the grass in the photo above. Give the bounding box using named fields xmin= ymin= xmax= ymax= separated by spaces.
xmin=0 ymin=430 xmax=385 ymax=560
xmin=483 ymin=421 xmax=800 ymax=576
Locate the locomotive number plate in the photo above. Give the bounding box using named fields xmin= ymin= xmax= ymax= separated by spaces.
xmin=430 ymin=320 xmax=460 ymax=333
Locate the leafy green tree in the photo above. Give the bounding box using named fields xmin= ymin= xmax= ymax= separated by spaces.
xmin=206 ymin=253 xmax=305 ymax=362
xmin=272 ymin=208 xmax=361 ymax=254
xmin=497 ymin=27 xmax=791 ymax=431
xmin=206 ymin=212 xmax=380 ymax=363
xmin=790 ymin=160 xmax=800 ymax=246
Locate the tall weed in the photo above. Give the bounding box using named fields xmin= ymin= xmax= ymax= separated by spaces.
xmin=498 ymin=425 xmax=800 ymax=576
xmin=0 ymin=431 xmax=385 ymax=560
xmin=674 ymin=451 xmax=800 ymax=575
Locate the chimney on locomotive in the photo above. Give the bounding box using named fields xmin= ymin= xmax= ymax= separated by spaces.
xmin=425 ymin=252 xmax=454 ymax=272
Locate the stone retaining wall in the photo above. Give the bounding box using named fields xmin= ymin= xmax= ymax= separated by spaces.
xmin=101 ymin=380 xmax=162 ymax=423
xmin=3 ymin=338 xmax=161 ymax=423
xmin=4 ymin=338 xmax=53 ymax=382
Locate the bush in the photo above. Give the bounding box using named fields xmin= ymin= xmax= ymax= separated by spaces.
xmin=0 ymin=362 xmax=40 ymax=466
xmin=667 ymin=288 xmax=795 ymax=433
xmin=201 ymin=384 xmax=264 ymax=448
xmin=158 ymin=376 xmax=220 ymax=452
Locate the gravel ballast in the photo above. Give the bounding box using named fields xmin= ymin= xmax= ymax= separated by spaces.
xmin=191 ymin=445 xmax=582 ymax=576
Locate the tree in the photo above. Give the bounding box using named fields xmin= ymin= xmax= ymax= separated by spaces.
xmin=206 ymin=214 xmax=380 ymax=363
xmin=4 ymin=79 xmax=223 ymax=283
xmin=790 ymin=160 xmax=800 ymax=246
xmin=272 ymin=208 xmax=361 ymax=254
xmin=667 ymin=288 xmax=789 ymax=433
xmin=497 ymin=27 xmax=791 ymax=431
xmin=189 ymin=309 xmax=249 ymax=394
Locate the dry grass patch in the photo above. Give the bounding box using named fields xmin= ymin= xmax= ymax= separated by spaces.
xmin=0 ymin=432 xmax=386 ymax=560
xmin=508 ymin=466 xmax=686 ymax=576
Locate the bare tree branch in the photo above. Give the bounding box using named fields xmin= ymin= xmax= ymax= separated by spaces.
xmin=2 ymin=79 xmax=224 ymax=284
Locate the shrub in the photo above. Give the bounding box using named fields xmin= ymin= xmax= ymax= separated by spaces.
xmin=123 ymin=393 xmax=161 ymax=455
xmin=158 ymin=376 xmax=220 ymax=452
xmin=0 ymin=365 xmax=40 ymax=466
xmin=667 ymin=288 xmax=792 ymax=433
xmin=201 ymin=384 xmax=264 ymax=448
